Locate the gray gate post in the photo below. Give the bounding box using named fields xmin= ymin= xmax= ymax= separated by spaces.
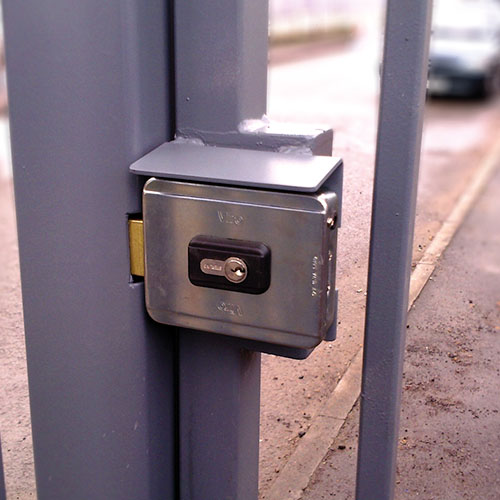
xmin=356 ymin=0 xmax=433 ymax=498
xmin=174 ymin=2 xmax=268 ymax=499
xmin=5 ymin=0 xmax=334 ymax=498
xmin=3 ymin=2 xmax=176 ymax=498
xmin=173 ymin=1 xmax=334 ymax=498
xmin=0 ymin=437 xmax=6 ymax=500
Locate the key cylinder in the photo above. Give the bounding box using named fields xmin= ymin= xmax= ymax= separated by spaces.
xmin=224 ymin=258 xmax=248 ymax=283
xmin=188 ymin=235 xmax=271 ymax=294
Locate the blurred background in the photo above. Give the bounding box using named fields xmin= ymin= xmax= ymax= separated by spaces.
xmin=1 ymin=0 xmax=500 ymax=498
xmin=262 ymin=1 xmax=500 ymax=496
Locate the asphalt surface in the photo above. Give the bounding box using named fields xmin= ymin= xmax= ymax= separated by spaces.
xmin=302 ymin=164 xmax=500 ymax=500
xmin=2 ymin=4 xmax=500 ymax=499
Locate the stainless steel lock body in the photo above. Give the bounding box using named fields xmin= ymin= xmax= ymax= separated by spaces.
xmin=143 ymin=179 xmax=339 ymax=349
xmin=130 ymin=142 xmax=343 ymax=351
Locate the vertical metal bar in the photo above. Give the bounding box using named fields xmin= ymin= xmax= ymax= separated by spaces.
xmin=175 ymin=0 xmax=268 ymax=135
xmin=174 ymin=1 xmax=268 ymax=498
xmin=3 ymin=2 xmax=176 ymax=498
xmin=178 ymin=332 xmax=261 ymax=500
xmin=356 ymin=1 xmax=433 ymax=499
xmin=0 ymin=437 xmax=6 ymax=500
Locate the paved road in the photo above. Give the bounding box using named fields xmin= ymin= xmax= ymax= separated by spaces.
xmin=2 ymin=4 xmax=500 ymax=498
xmin=302 ymin=162 xmax=500 ymax=500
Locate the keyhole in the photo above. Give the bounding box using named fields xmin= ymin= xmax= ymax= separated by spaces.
xmin=224 ymin=257 xmax=248 ymax=283
xmin=232 ymin=265 xmax=245 ymax=277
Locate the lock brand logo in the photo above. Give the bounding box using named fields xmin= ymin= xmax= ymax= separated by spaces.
xmin=311 ymin=256 xmax=323 ymax=298
xmin=202 ymin=261 xmax=223 ymax=273
xmin=217 ymin=211 xmax=244 ymax=225
xmin=217 ymin=301 xmax=243 ymax=317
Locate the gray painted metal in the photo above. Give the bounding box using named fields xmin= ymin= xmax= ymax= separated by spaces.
xmin=130 ymin=141 xmax=342 ymax=192
xmin=172 ymin=0 xmax=336 ymax=497
xmin=3 ymin=1 xmax=176 ymax=499
xmin=356 ymin=0 xmax=433 ymax=499
xmin=0 ymin=437 xmax=5 ymax=500
xmin=174 ymin=0 xmax=333 ymax=156
xmin=173 ymin=1 xmax=267 ymax=497
xmin=142 ymin=179 xmax=339 ymax=348
xmin=174 ymin=0 xmax=268 ymax=134
xmin=178 ymin=332 xmax=261 ymax=500
xmin=177 ymin=118 xmax=334 ymax=156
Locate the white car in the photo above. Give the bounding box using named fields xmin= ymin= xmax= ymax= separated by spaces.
xmin=428 ymin=0 xmax=500 ymax=97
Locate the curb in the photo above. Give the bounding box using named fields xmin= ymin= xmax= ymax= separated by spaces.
xmin=270 ymin=22 xmax=356 ymax=47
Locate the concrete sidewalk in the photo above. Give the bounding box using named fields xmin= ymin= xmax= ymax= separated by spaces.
xmin=302 ymin=169 xmax=500 ymax=498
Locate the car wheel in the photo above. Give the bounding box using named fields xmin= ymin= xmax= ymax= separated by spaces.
xmin=481 ymin=67 xmax=500 ymax=98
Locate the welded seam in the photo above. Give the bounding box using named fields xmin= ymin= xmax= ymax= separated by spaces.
xmin=263 ymin=135 xmax=500 ymax=500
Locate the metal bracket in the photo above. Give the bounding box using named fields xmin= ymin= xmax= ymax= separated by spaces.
xmin=177 ymin=118 xmax=334 ymax=156
xmin=130 ymin=141 xmax=342 ymax=192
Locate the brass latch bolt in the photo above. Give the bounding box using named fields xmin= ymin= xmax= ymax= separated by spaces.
xmin=128 ymin=218 xmax=144 ymax=278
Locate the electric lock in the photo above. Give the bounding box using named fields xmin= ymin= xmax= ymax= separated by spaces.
xmin=130 ymin=142 xmax=343 ymax=354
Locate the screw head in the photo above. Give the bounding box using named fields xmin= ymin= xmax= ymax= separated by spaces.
xmin=327 ymin=215 xmax=337 ymax=230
